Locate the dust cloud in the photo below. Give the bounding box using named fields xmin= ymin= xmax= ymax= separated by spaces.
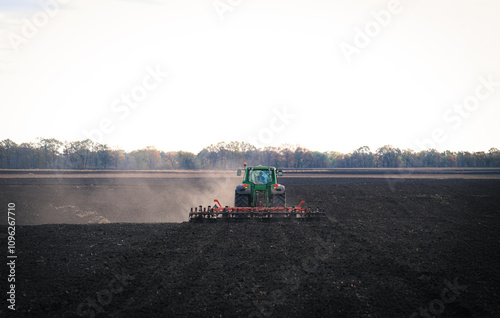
xmin=0 ymin=172 xmax=242 ymax=225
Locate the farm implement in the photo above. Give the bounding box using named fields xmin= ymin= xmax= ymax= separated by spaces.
xmin=189 ymin=163 xmax=326 ymax=222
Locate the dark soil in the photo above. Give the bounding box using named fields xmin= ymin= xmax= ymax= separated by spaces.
xmin=0 ymin=173 xmax=499 ymax=317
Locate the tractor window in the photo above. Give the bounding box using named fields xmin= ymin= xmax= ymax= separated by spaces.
xmin=249 ymin=170 xmax=271 ymax=185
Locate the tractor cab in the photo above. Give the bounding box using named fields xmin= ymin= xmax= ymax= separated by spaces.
xmin=235 ymin=164 xmax=285 ymax=207
xmin=237 ymin=163 xmax=283 ymax=184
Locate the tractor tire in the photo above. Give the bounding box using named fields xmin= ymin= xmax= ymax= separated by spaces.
xmin=272 ymin=194 xmax=286 ymax=207
xmin=235 ymin=194 xmax=250 ymax=207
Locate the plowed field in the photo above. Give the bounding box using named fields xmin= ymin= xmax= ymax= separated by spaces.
xmin=0 ymin=170 xmax=499 ymax=317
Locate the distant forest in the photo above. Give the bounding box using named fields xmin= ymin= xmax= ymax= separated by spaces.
xmin=1 ymin=139 xmax=499 ymax=170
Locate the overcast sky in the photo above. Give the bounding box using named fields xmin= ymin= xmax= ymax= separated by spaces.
xmin=1 ymin=0 xmax=499 ymax=153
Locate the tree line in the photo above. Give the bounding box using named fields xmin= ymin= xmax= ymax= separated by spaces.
xmin=1 ymin=139 xmax=499 ymax=170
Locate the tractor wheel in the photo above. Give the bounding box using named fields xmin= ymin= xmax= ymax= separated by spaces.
xmin=235 ymin=194 xmax=250 ymax=207
xmin=272 ymin=194 xmax=286 ymax=207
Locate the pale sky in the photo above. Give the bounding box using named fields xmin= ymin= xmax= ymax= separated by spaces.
xmin=1 ymin=0 xmax=499 ymax=153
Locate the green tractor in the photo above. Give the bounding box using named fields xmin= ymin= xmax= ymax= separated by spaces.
xmin=234 ymin=163 xmax=286 ymax=208
xmin=188 ymin=163 xmax=326 ymax=221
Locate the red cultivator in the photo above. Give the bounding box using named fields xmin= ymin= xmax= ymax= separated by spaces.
xmin=189 ymin=200 xmax=326 ymax=222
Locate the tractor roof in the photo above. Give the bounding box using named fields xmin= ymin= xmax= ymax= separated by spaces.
xmin=247 ymin=166 xmax=275 ymax=170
